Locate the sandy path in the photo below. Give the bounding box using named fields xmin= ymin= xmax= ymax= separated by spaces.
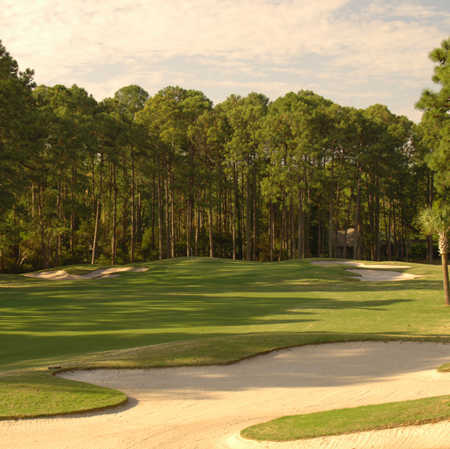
xmin=1 ymin=342 xmax=449 ymax=449
xmin=311 ymin=261 xmax=420 ymax=281
xmin=23 ymin=266 xmax=148 ymax=280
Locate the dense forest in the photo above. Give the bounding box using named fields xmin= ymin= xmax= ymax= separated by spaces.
xmin=0 ymin=39 xmax=448 ymax=272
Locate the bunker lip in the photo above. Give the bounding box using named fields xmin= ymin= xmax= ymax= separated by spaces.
xmin=23 ymin=266 xmax=149 ymax=280
xmin=2 ymin=342 xmax=448 ymax=449
xmin=229 ymin=421 xmax=450 ymax=449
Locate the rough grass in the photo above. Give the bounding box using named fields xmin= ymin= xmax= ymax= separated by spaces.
xmin=0 ymin=257 xmax=448 ymax=418
xmin=241 ymin=395 xmax=450 ymax=441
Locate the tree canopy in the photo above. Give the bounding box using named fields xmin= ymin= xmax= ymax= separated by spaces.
xmin=0 ymin=40 xmax=445 ymax=272
xmin=416 ymin=38 xmax=449 ymax=197
xmin=416 ymin=38 xmax=450 ymax=304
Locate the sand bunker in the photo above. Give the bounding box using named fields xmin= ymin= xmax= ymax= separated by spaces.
xmin=346 ymin=268 xmax=419 ymax=282
xmin=311 ymin=261 xmax=412 ymax=269
xmin=23 ymin=266 xmax=149 ymax=281
xmin=1 ymin=342 xmax=449 ymax=449
xmin=311 ymin=260 xmax=420 ymax=282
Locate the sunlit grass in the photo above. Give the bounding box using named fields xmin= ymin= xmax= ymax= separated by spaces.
xmin=0 ymin=257 xmax=448 ymax=418
xmin=241 ymin=396 xmax=450 ymax=441
xmin=0 ymin=372 xmax=126 ymax=419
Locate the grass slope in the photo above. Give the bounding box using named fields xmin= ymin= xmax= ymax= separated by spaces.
xmin=0 ymin=257 xmax=449 ymax=418
xmin=241 ymin=395 xmax=450 ymax=441
xmin=0 ymin=372 xmax=126 ymax=419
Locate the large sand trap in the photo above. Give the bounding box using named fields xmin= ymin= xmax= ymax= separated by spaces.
xmin=311 ymin=261 xmax=412 ymax=269
xmin=311 ymin=261 xmax=420 ymax=282
xmin=23 ymin=266 xmax=149 ymax=281
xmin=346 ymin=268 xmax=419 ymax=282
xmin=1 ymin=342 xmax=449 ymax=449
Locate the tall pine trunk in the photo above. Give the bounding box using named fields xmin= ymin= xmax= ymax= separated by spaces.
xmin=130 ymin=151 xmax=135 ymax=263
xmin=252 ymin=172 xmax=257 ymax=261
xmin=158 ymin=175 xmax=163 ymax=260
xmin=354 ymin=170 xmax=362 ymax=260
xmin=246 ymin=169 xmax=252 ymax=261
xmin=170 ymin=178 xmax=175 ymax=258
xmin=208 ymin=205 xmax=213 ymax=258
xmin=269 ymin=201 xmax=274 ymax=262
xmin=111 ymin=164 xmax=117 ymax=265
xmin=186 ymin=198 xmax=192 ymax=257
xmin=439 ymin=233 xmax=449 ymax=306
xmin=91 ymin=198 xmax=100 ymax=265
xmin=232 ymin=163 xmax=238 ymax=260
xmin=91 ymin=154 xmax=103 ymax=265
xmin=427 ymin=172 xmax=434 ymax=263
xmin=165 ymin=176 xmax=170 ymax=259
xmin=328 ymin=199 xmax=334 ymax=258
xmin=70 ymin=168 xmax=76 ymax=257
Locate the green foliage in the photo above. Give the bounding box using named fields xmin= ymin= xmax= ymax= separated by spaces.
xmin=416 ymin=38 xmax=450 ymax=197
xmin=0 ymin=41 xmax=37 ymax=214
xmin=418 ymin=204 xmax=450 ymax=238
xmin=114 ymin=84 xmax=149 ymax=120
xmin=0 ymin=40 xmax=438 ymax=270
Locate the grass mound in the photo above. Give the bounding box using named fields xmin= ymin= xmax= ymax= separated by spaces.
xmin=0 ymin=372 xmax=126 ymax=419
xmin=241 ymin=395 xmax=450 ymax=441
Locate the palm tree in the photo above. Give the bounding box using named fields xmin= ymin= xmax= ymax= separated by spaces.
xmin=419 ymin=206 xmax=449 ymax=305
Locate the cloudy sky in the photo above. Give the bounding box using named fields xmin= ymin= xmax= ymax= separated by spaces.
xmin=2 ymin=0 xmax=449 ymax=121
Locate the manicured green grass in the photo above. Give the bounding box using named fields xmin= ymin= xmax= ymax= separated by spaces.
xmin=241 ymin=395 xmax=450 ymax=441
xmin=0 ymin=257 xmax=448 ymax=418
xmin=0 ymin=372 xmax=126 ymax=419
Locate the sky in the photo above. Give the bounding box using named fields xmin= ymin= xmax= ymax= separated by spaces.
xmin=2 ymin=0 xmax=449 ymax=122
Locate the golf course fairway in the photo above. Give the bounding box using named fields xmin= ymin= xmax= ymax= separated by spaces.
xmin=0 ymin=258 xmax=449 ymax=448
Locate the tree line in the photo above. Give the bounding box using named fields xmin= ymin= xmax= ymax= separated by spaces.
xmin=0 ymin=39 xmax=448 ymax=272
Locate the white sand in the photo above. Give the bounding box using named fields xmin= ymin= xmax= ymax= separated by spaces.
xmin=346 ymin=268 xmax=419 ymax=282
xmin=311 ymin=261 xmax=412 ymax=269
xmin=1 ymin=342 xmax=449 ymax=449
xmin=311 ymin=261 xmax=421 ymax=281
xmin=23 ymin=266 xmax=149 ymax=281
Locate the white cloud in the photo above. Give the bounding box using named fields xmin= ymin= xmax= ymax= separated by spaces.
xmin=1 ymin=0 xmax=447 ymax=121
xmin=3 ymin=0 xmax=351 ymax=67
xmin=368 ymin=2 xmax=449 ymax=19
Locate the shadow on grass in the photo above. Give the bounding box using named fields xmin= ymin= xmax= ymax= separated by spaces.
xmin=0 ymin=291 xmax=416 ymax=369
xmin=0 ymin=257 xmax=446 ymax=372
